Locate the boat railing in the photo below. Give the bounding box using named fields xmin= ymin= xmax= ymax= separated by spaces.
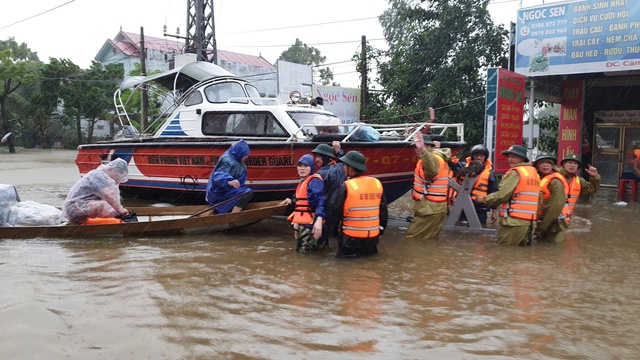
xmin=113 ymin=88 xmax=133 ymax=130
xmin=113 ymin=85 xmax=179 ymax=139
xmin=286 ymin=122 xmax=465 ymax=143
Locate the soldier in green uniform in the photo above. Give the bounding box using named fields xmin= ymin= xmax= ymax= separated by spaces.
xmin=558 ymin=153 xmax=601 ymax=199
xmin=405 ymin=134 xmax=452 ymax=241
xmin=534 ymin=152 xmax=569 ymax=242
xmin=475 ymin=145 xmax=541 ymax=246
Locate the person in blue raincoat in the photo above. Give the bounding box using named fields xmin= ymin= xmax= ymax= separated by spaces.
xmin=205 ymin=139 xmax=254 ymax=213
xmin=312 ymin=142 xmax=346 ymax=247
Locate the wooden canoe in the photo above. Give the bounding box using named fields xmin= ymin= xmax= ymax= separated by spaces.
xmin=1 ymin=201 xmax=288 ymax=239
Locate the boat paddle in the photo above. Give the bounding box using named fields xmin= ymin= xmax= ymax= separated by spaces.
xmin=188 ymin=192 xmax=249 ymax=218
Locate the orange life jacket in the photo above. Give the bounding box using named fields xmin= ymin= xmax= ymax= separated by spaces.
xmin=447 ymin=156 xmax=460 ymax=205
xmin=563 ymin=175 xmax=582 ymax=222
xmin=82 ymin=217 xmax=124 ymax=225
xmin=288 ymin=174 xmax=323 ymax=225
xmin=342 ymin=176 xmax=383 ymax=238
xmin=412 ymin=153 xmax=449 ymax=202
xmin=539 ymin=172 xmax=570 ymax=219
xmin=500 ymin=165 xmax=540 ymax=221
xmin=465 ymin=157 xmax=493 ymax=201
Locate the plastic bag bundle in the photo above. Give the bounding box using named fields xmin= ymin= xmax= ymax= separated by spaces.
xmin=7 ymin=200 xmax=67 ymax=226
xmin=351 ymin=124 xmax=380 ymax=142
xmin=0 ymin=184 xmax=20 ymax=226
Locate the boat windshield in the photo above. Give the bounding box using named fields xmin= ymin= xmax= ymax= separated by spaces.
xmin=204 ymin=81 xmax=247 ymax=103
xmin=245 ymin=85 xmax=264 ymax=105
xmin=287 ymin=111 xmax=347 ymax=136
xmin=202 ymin=81 xmax=267 ymax=105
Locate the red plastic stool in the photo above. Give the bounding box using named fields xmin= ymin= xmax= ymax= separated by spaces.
xmin=618 ymin=179 xmax=638 ymax=202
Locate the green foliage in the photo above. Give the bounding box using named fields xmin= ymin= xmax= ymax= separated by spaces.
xmin=0 ymin=38 xmax=41 ymax=152
xmin=118 ymin=63 xmax=165 ymax=132
xmin=278 ymin=38 xmax=334 ymax=86
xmin=1 ymin=45 xmax=124 ymax=148
xmin=47 ymin=60 xmax=123 ymax=144
xmin=536 ymin=104 xmax=560 ymax=154
xmin=371 ymin=0 xmax=509 ymax=147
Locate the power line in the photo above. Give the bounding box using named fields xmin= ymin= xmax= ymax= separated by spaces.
xmin=223 ymin=16 xmax=379 ymax=35
xmin=222 ymin=38 xmax=385 ymax=49
xmin=315 ymin=59 xmax=355 ymax=67
xmin=364 ymin=96 xmax=486 ymax=123
xmin=0 ymin=1 xmax=76 ymax=30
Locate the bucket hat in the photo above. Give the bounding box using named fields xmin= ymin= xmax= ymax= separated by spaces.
xmin=339 ymin=151 xmax=367 ymax=171
xmin=311 ymin=143 xmax=335 ymax=159
xmin=502 ymin=145 xmax=529 ymax=162
xmin=533 ymin=151 xmax=557 ymax=167
xmin=560 ymin=153 xmax=581 ymax=168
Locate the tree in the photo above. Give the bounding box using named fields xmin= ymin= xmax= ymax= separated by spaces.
xmin=352 ymin=41 xmax=387 ymax=120
xmin=278 ymin=38 xmax=334 ymax=85
xmin=38 ymin=58 xmax=83 ymax=145
xmin=119 ymin=63 xmax=164 ymax=133
xmin=79 ymin=61 xmax=123 ymax=143
xmin=536 ymin=104 xmax=560 ymax=154
xmin=377 ymin=0 xmax=509 ymax=147
xmin=45 ymin=60 xmax=123 ymax=144
xmin=0 ymin=38 xmax=40 ymax=153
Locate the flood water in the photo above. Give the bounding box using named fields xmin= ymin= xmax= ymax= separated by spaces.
xmin=1 ymin=150 xmax=640 ymax=359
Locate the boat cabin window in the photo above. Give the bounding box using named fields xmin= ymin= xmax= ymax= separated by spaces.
xmin=204 ymin=82 xmax=247 ymax=104
xmin=184 ymin=90 xmax=203 ymax=106
xmin=287 ymin=112 xmax=346 ymax=136
xmin=202 ymin=111 xmax=287 ymax=136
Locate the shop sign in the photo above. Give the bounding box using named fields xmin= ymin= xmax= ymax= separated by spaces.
xmin=515 ymin=0 xmax=640 ymax=76
xmin=558 ymin=80 xmax=584 ymax=160
xmin=312 ymin=85 xmax=361 ymax=123
xmin=485 ymin=68 xmax=526 ymax=173
xmin=594 ymin=110 xmax=640 ymax=122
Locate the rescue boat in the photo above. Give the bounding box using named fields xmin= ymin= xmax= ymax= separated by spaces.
xmin=75 ymin=61 xmax=466 ymax=204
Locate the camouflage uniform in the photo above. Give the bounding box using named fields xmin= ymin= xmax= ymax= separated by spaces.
xmin=294 ymin=225 xmax=320 ymax=253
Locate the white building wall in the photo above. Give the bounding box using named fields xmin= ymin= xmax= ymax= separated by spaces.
xmin=220 ymin=61 xmax=277 ymax=97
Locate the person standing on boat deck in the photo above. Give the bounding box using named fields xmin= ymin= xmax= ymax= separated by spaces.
xmin=405 ymin=134 xmax=452 ymax=241
xmin=312 ymin=141 xmax=346 ymax=247
xmin=329 ymin=151 xmax=388 ymax=258
xmin=280 ymin=154 xmax=326 ymax=253
xmin=474 ymin=145 xmax=541 ymax=246
xmin=62 ymin=158 xmax=129 ymax=224
xmin=206 ymin=139 xmax=254 ymax=214
xmin=533 ymin=152 xmax=570 ymax=242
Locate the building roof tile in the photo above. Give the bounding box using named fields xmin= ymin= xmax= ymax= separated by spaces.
xmin=112 ymin=31 xmax=274 ymax=69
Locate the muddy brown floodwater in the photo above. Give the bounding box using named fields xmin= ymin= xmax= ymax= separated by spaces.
xmin=1 ymin=149 xmax=639 ymax=359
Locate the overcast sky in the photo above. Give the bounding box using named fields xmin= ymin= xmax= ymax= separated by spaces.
xmin=1 ymin=0 xmax=559 ymax=88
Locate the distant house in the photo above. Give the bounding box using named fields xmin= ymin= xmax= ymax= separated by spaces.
xmin=94 ymin=30 xmax=277 ymax=97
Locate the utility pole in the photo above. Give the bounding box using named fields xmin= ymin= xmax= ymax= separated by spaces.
xmin=360 ymin=35 xmax=368 ymax=120
xmin=186 ymin=0 xmax=218 ymax=63
xmin=140 ymin=27 xmax=148 ymax=131
xmin=163 ymin=1 xmax=218 ymax=64
xmin=527 ymin=79 xmax=536 ymax=160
